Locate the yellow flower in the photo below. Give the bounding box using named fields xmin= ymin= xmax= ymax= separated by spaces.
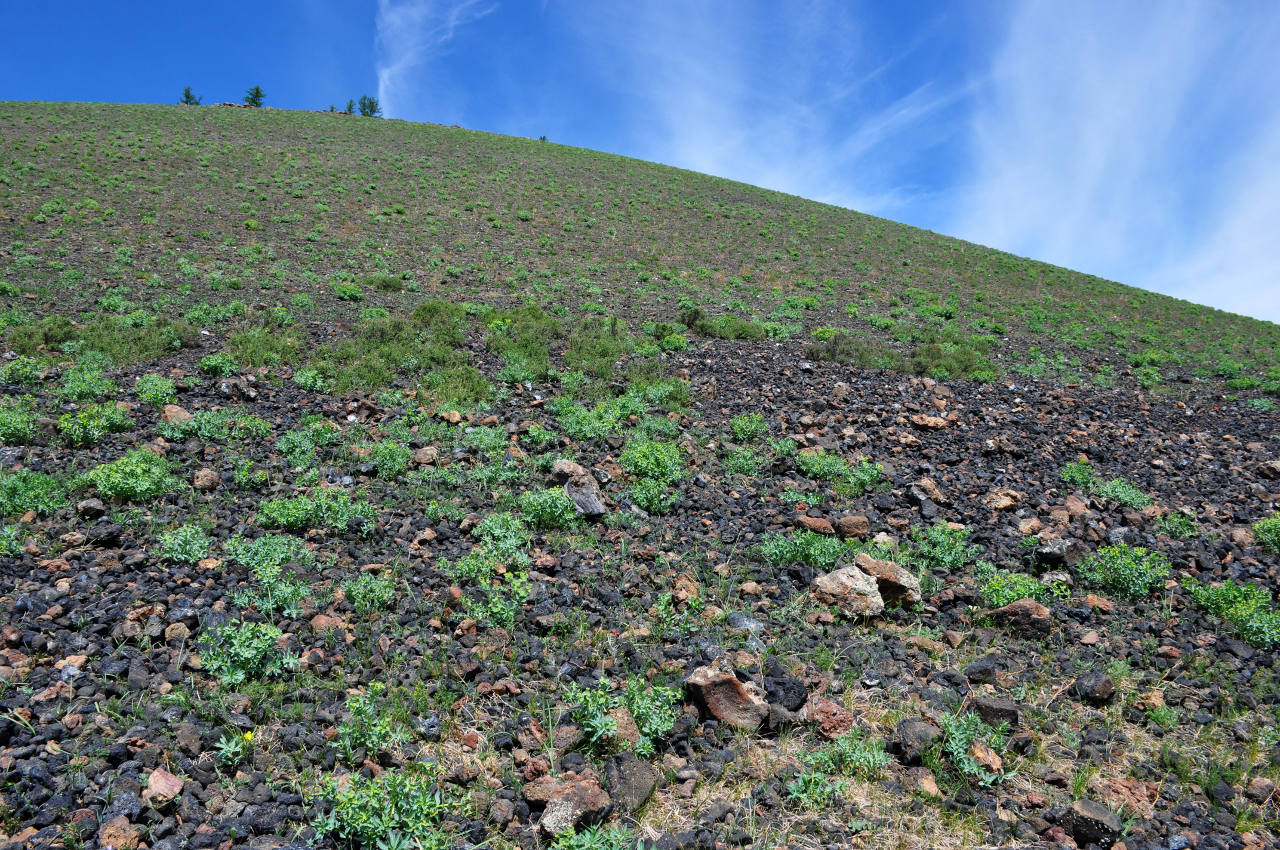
xmin=243 ymin=730 xmax=254 ymax=741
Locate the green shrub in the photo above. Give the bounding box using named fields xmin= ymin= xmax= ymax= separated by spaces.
xmin=82 ymin=449 xmax=176 ymax=502
xmin=933 ymin=711 xmax=1009 ymax=786
xmin=802 ymin=728 xmax=891 ymax=781
xmin=0 ymin=525 xmax=23 ymax=556
xmin=343 ymin=573 xmax=398 ymax=616
xmin=202 ymin=621 xmax=288 ymax=686
xmin=422 ymin=365 xmax=491 ymax=408
xmin=1184 ymin=579 xmax=1280 ymax=649
xmin=563 ymin=676 xmax=681 ymax=757
xmin=757 ymin=530 xmax=851 ymax=570
xmin=369 ymin=439 xmax=411 ymax=478
xmin=1254 ymin=515 xmax=1280 ymax=554
xmin=226 ymin=534 xmax=312 ymax=616
xmin=335 ymin=682 xmax=405 ymax=763
xmin=907 ymin=338 xmax=997 ymax=382
xmin=905 ymin=524 xmax=981 ymax=573
xmin=158 ymin=408 xmax=271 ymax=444
xmin=1059 ymin=460 xmax=1097 ymax=488
xmin=0 ymin=356 xmax=42 ymax=386
xmin=1156 ymin=512 xmax=1198 ymax=539
xmin=135 ymin=374 xmax=177 ymax=406
xmin=723 ymin=447 xmax=767 ymax=477
xmin=293 ymin=367 xmax=333 ymax=393
xmin=313 ymin=767 xmax=454 ymax=850
xmin=228 ymin=326 xmax=302 ymax=367
xmin=620 ymin=439 xmax=684 ymax=483
xmin=258 ymin=488 xmax=375 ymax=534
xmin=730 ymin=412 xmax=768 ymax=442
xmin=57 ymin=403 xmax=132 ymax=446
xmin=0 ymin=401 xmax=37 ymax=445
xmin=975 ymin=562 xmax=1066 ymax=607
xmin=521 ymin=423 xmax=558 ymax=451
xmin=0 ymin=469 xmax=65 ymax=517
xmin=565 ymin=316 xmax=631 ymax=378
xmin=160 ymin=524 xmax=212 ymax=564
xmin=58 ymin=365 xmax=118 ymax=401
xmin=518 ymin=488 xmax=580 ymax=530
xmin=331 ymin=282 xmax=362 ymax=301
xmin=806 ymin=331 xmax=902 ymax=370
xmin=473 ymin=512 xmax=531 ymax=560
xmin=629 ymin=479 xmax=677 ymax=515
xmin=1093 ymin=477 xmax=1151 ymax=509
xmin=796 ymin=449 xmax=848 ymax=481
xmin=679 ymin=307 xmax=766 ymax=340
xmin=198 ymin=352 xmax=239 ymax=376
xmin=6 ymin=315 xmax=76 ymax=356
xmin=1079 ymin=545 xmax=1170 ymax=599
xmin=550 ymin=824 xmax=636 ymax=850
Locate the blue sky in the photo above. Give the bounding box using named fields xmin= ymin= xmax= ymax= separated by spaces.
xmin=4 ymin=1 xmax=1279 ymax=323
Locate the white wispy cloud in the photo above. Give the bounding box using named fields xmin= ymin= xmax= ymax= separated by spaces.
xmin=375 ymin=0 xmax=495 ymax=119
xmin=952 ymin=2 xmax=1280 ymax=322
xmin=561 ymin=1 xmax=968 ymax=219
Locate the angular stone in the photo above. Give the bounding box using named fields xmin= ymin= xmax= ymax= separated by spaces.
xmin=413 ymin=446 xmax=439 ymax=465
xmin=802 ymin=695 xmax=855 ymax=739
xmin=98 ymin=815 xmax=141 ymax=849
xmin=551 ymin=459 xmax=587 ymax=480
xmin=984 ymin=488 xmax=1022 ymax=510
xmin=604 ymin=750 xmax=657 ymax=814
xmin=796 ymin=515 xmax=834 ymax=535
xmin=142 ymin=766 xmax=184 ymax=806
xmin=160 ymin=404 xmax=192 ymax=424
xmin=969 ymin=741 xmax=1002 ymax=773
xmin=811 ymin=565 xmax=884 ymax=618
xmin=192 ymin=468 xmax=219 ymax=490
xmin=1073 ymin=671 xmax=1115 ymax=705
xmin=1062 ymin=798 xmax=1123 ymax=846
xmin=892 ymin=718 xmax=941 ymax=765
xmin=835 ymin=515 xmax=870 ymax=538
xmin=971 ymin=696 xmax=1020 ymax=727
xmin=535 ymin=774 xmax=611 ymax=837
xmin=684 ymin=656 xmax=768 ymax=730
xmin=990 ymin=598 xmax=1052 ymax=636
xmin=565 ymin=473 xmax=607 ymax=516
xmin=852 ymin=551 xmax=921 ymax=606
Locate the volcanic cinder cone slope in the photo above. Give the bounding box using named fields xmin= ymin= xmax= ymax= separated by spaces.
xmin=0 ymin=100 xmax=1277 ymax=850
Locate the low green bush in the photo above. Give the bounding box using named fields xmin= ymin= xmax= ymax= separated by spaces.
xmin=160 ymin=524 xmax=212 ymax=565
xmin=518 ymin=488 xmax=580 ymax=530
xmin=1254 ymin=514 xmax=1280 ymax=554
xmin=313 ymin=767 xmax=454 ymax=850
xmin=620 ymin=439 xmax=684 ymax=483
xmin=258 ymin=488 xmax=375 ymax=534
xmin=135 ymin=374 xmax=177 ymax=406
xmin=57 ymin=403 xmax=132 ymax=446
xmin=0 ymin=400 xmax=37 ymax=445
xmin=1079 ymin=545 xmax=1170 ymax=599
xmin=1184 ymin=578 xmax=1280 ymax=649
xmin=0 ymin=469 xmax=65 ymax=517
xmin=343 ymin=573 xmax=398 ymax=615
xmin=82 ymin=449 xmax=177 ymax=502
xmin=730 ymin=412 xmax=768 ymax=442
xmin=202 ymin=620 xmax=288 ymax=686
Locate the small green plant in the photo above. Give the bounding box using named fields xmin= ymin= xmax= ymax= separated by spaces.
xmin=214 ymin=730 xmax=253 ymax=765
xmin=57 ymin=403 xmax=132 ymax=446
xmin=313 ymin=766 xmax=454 ymax=850
xmin=905 ymin=523 xmax=981 ymax=572
xmin=934 ymin=711 xmax=1009 ymax=786
xmin=619 ymin=439 xmax=684 ymax=483
xmin=1146 ymin=704 xmax=1180 ymax=731
xmin=1155 ymin=512 xmax=1198 ymax=539
xmin=1093 ymin=477 xmax=1152 ymax=509
xmin=757 ymin=530 xmax=851 ymax=570
xmin=802 ymin=727 xmax=891 ymax=780
xmin=160 ymin=524 xmax=211 ymax=565
xmin=343 ymin=573 xmax=397 ymax=616
xmin=975 ymin=562 xmax=1066 ymax=607
xmin=1059 ymin=460 xmax=1097 ymax=488
xmin=563 ymin=676 xmax=681 ymax=757
xmin=0 ymin=400 xmax=37 ymax=445
xmin=0 ymin=469 xmax=66 ymax=517
xmin=81 ymin=449 xmax=177 ymax=501
xmin=795 ymin=448 xmax=849 ymax=481
xmin=1079 ymin=545 xmax=1170 ymax=599
xmin=368 ymin=439 xmax=411 ymax=478
xmin=331 ymin=281 xmax=362 ymax=301
xmin=198 ymin=352 xmax=239 ymax=376
xmin=550 ymin=824 xmax=637 ymax=850
xmin=135 ymin=374 xmax=177 ymax=406
xmin=629 ymin=478 xmax=677 ymax=515
xmin=730 ymin=412 xmax=768 ymax=442
xmin=335 ymin=682 xmax=405 ymax=763
xmin=1184 ymin=578 xmax=1280 ymax=649
xmin=518 ymin=488 xmax=580 ymax=530
xmin=564 ymin=677 xmax=618 ymax=746
xmin=1255 ymin=514 xmax=1280 ymax=554
xmin=723 ymin=447 xmax=767 ymax=476
xmin=293 ymin=367 xmax=333 ymax=393
xmin=258 ymin=488 xmax=375 ymax=534
xmin=202 ymin=620 xmax=288 ymax=686
xmin=521 ymin=423 xmax=558 ymax=451
xmin=58 ymin=365 xmax=118 ymax=401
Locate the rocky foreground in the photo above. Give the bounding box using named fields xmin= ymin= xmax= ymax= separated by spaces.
xmin=1 ymin=337 xmax=1278 ymax=850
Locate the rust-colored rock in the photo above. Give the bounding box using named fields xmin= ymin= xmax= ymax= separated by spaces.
xmin=984 ymin=488 xmax=1022 ymax=511
xmin=684 ymin=656 xmax=768 ymax=730
xmin=160 ymin=404 xmax=192 ymax=424
xmin=142 ymin=766 xmax=184 ymax=806
xmin=802 ymin=695 xmax=856 ymax=739
xmin=910 ymin=413 xmax=950 ymax=429
xmin=193 ymin=467 xmax=219 ymax=490
xmin=836 ymin=515 xmax=870 ymax=538
xmin=990 ymin=598 xmax=1052 ymax=636
xmin=796 ymin=515 xmax=834 ymax=534
xmin=98 ymin=815 xmax=141 ymax=849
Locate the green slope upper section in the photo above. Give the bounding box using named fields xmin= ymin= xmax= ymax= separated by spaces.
xmin=1 ymin=101 xmax=1278 ymax=391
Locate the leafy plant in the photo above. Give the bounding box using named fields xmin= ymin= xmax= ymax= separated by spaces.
xmin=81 ymin=448 xmax=176 ymax=501
xmin=629 ymin=478 xmax=677 ymax=515
xmin=1093 ymin=477 xmax=1152 ymax=509
xmin=1156 ymin=511 xmax=1198 ymax=539
xmin=226 ymin=534 xmax=313 ymax=617
xmin=135 ymin=374 xmax=177 ymax=406
xmin=335 ymin=682 xmax=405 ymax=763
xmin=58 ymin=365 xmax=118 ymax=402
xmin=933 ymin=711 xmax=1009 ymax=787
xmin=1255 ymin=514 xmax=1280 ymax=554
xmin=57 ymin=403 xmax=132 ymax=446
xmin=313 ymin=766 xmax=454 ymax=850
xmin=343 ymin=573 xmax=397 ymax=616
xmin=518 ymin=488 xmax=579 ymax=530
xmin=202 ymin=621 xmax=288 ymax=686
xmin=1059 ymin=460 xmax=1098 ymax=488
xmin=258 ymin=488 xmax=375 ymax=533
xmin=975 ymin=562 xmax=1065 ymax=607
xmin=0 ymin=469 xmax=65 ymax=517
xmin=619 ymin=439 xmax=684 ymax=483
xmin=198 ymin=352 xmax=239 ymax=376
xmin=1079 ymin=545 xmax=1170 ymax=599
xmin=0 ymin=400 xmax=37 ymax=445
xmin=1184 ymin=579 xmax=1280 ymax=649
xmin=730 ymin=412 xmax=768 ymax=442
xmin=723 ymin=447 xmax=767 ymax=476
xmin=369 ymin=439 xmax=411 ymax=478
xmin=160 ymin=524 xmax=211 ymax=565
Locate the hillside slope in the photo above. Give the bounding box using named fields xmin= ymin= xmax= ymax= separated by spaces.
xmin=0 ymin=102 xmax=1277 ymax=850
